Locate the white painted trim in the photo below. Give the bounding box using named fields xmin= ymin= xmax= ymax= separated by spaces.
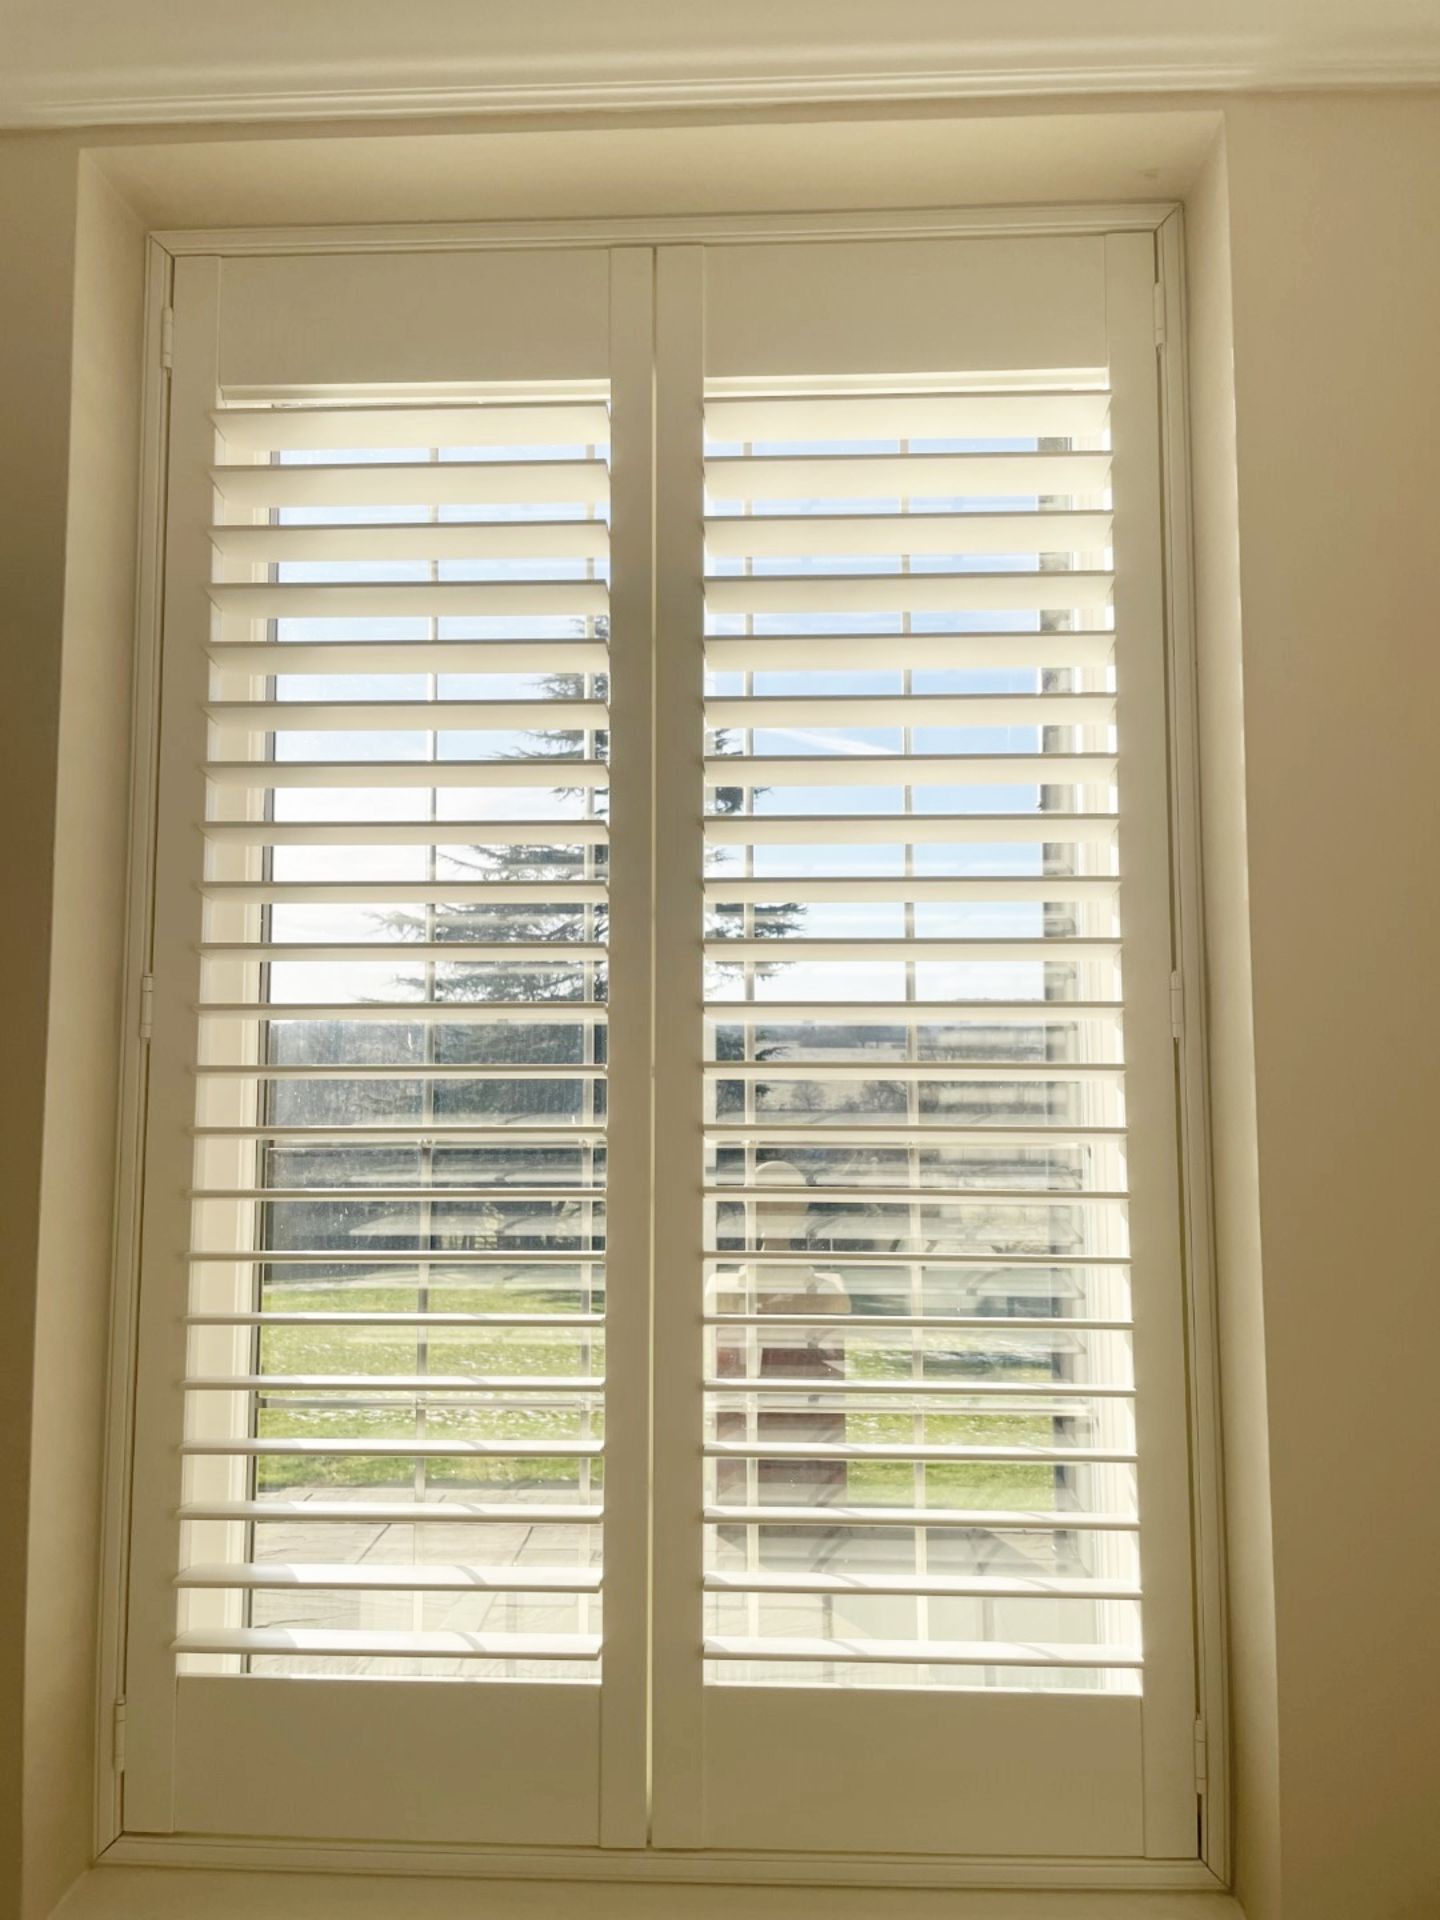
xmin=1154 ymin=207 xmax=1233 ymax=1886
xmin=101 ymin=1833 xmax=1231 ymax=1892
xmin=93 ymin=235 xmax=176 ymax=1858
xmin=597 ymin=245 xmax=658 ymax=1849
xmin=151 ymin=203 xmax=1178 ymax=258
xmin=9 ymin=54 xmax=1440 ymax=129
xmin=95 ymin=206 xmax=1229 ymax=1883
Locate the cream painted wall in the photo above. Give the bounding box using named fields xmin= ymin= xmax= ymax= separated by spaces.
xmin=21 ymin=160 xmax=146 ymax=1920
xmin=1184 ymin=137 xmax=1283 ymax=1920
xmin=1218 ymin=93 xmax=1440 ymax=1920
xmin=1 ymin=89 xmax=1438 ymax=1920
xmin=0 ymin=132 xmax=83 ymax=1920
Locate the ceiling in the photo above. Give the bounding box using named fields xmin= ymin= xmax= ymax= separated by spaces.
xmin=2 ymin=0 xmax=1439 ymax=128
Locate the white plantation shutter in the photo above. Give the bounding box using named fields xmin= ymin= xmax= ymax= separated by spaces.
xmin=698 ymin=381 xmax=1137 ymax=1691
xmin=650 ymin=234 xmax=1197 ymax=1858
xmin=124 ymin=249 xmax=649 ymax=1844
xmin=123 ymin=232 xmax=1201 ymax=1865
xmin=184 ymin=397 xmax=612 ymax=1678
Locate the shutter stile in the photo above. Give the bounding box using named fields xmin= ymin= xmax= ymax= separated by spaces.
xmin=182 ymin=395 xmax=612 ymax=1681
xmin=700 ymin=380 xmax=1142 ymax=1693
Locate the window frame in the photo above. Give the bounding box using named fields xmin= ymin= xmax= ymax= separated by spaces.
xmin=97 ymin=203 xmax=1227 ymax=1893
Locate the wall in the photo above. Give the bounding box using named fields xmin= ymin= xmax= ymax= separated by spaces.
xmin=0 ymin=133 xmax=84 ymax=1920
xmin=1184 ymin=135 xmax=1282 ymax=1920
xmin=1 ymin=89 xmax=1438 ymax=1920
xmin=21 ymin=159 xmax=147 ymax=1920
xmin=1220 ymin=92 xmax=1440 ymax=1920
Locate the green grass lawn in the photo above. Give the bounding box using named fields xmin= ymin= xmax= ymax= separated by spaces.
xmin=251 ymin=1280 xmax=1074 ymax=1507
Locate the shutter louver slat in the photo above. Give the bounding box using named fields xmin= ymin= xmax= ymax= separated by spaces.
xmin=207 ymin=639 xmax=609 ymax=674
xmin=212 ymin=519 xmax=611 ymax=562
xmin=704 ymin=389 xmax=1112 ymax=440
xmin=180 ymin=393 xmax=611 ymax=1680
xmin=210 ymin=580 xmax=609 ymax=617
xmin=173 ymin=1628 xmax=602 ymax=1660
xmin=177 ymin=1562 xmax=603 ymax=1592
xmin=209 ymin=401 xmax=612 ymax=451
xmin=209 ymin=457 xmax=609 ymax=506
xmin=700 ymin=377 xmax=1138 ymax=1691
xmin=200 ymin=816 xmax=610 ymax=847
xmin=705 ymin=630 xmax=1116 ymax=671
xmin=179 ymin=1500 xmax=605 ymax=1524
xmin=704 ymin=509 xmax=1113 ymax=559
xmin=704 ymin=449 xmax=1111 ymax=498
xmin=203 ymin=760 xmax=611 ymax=789
xmin=704 ymin=572 xmax=1113 ymax=616
xmin=703 ymin=1636 xmax=1141 ymax=1668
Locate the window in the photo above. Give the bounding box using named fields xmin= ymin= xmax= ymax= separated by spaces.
xmin=122 ymin=230 xmax=1203 ymax=1863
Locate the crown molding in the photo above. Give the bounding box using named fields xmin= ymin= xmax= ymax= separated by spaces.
xmin=6 ymin=52 xmax=1440 ymax=130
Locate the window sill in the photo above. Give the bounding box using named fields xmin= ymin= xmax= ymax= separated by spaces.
xmin=58 ymin=1854 xmax=1243 ymax=1920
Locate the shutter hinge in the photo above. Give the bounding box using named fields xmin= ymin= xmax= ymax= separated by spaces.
xmin=159 ymin=305 xmax=174 ymax=372
xmin=1193 ymin=1717 xmax=1209 ymax=1796
xmin=112 ymin=1699 xmax=127 ymax=1775
xmin=1169 ymin=969 xmax=1185 ymax=1043
xmin=138 ymin=972 xmax=155 ymax=1042
xmin=1153 ymin=279 xmax=1167 ymax=349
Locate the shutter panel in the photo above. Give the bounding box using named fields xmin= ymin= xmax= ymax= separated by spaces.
xmin=123 ymin=231 xmax=1201 ymax=1866
xmin=123 ymin=249 xmax=640 ymax=1845
xmin=184 ymin=394 xmax=611 ymax=1681
xmin=651 ymin=232 xmax=1198 ymax=1857
xmin=699 ymin=378 xmax=1137 ymax=1686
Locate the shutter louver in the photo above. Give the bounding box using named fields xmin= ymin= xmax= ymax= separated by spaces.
xmin=699 ymin=382 xmax=1141 ymax=1691
xmin=181 ymin=395 xmax=612 ymax=1679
